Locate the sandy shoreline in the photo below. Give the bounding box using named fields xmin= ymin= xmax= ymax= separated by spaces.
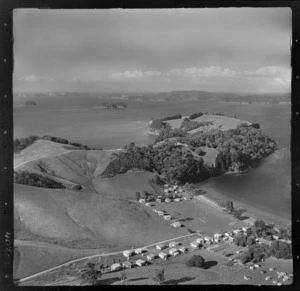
xmin=194 ymin=185 xmax=291 ymax=229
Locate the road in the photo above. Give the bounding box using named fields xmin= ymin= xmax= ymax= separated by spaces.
xmin=18 ymin=233 xmax=198 ymax=283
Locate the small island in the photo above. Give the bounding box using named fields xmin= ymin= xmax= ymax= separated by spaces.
xmin=101 ymin=101 xmax=127 ymax=109
xmin=24 ymin=100 xmax=37 ymax=106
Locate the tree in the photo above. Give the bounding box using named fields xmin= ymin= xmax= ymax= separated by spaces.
xmin=187 ymin=228 xmax=194 ymax=234
xmin=269 ymin=241 xmax=292 ymax=259
xmin=254 ymin=220 xmax=266 ymax=229
xmin=135 ymin=192 xmax=141 ymax=201
xmin=234 ymin=234 xmax=247 ymax=247
xmin=186 ymin=255 xmax=205 ymax=268
xmin=246 ymin=236 xmax=256 ymax=246
xmin=233 ymin=209 xmax=244 ymax=220
xmin=80 ymin=262 xmax=102 ymax=285
xmin=153 ymin=268 xmax=165 ymax=285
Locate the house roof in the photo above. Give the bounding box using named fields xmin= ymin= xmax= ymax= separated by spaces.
xmin=159 ymin=252 xmax=167 ymax=256
xmin=136 ymin=259 xmax=145 ymax=264
xmin=111 ymin=263 xmax=121 ymax=268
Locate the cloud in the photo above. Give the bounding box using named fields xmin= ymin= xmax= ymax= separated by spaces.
xmin=107 ymin=66 xmax=290 ymax=85
xmin=19 ymin=74 xmax=55 ymax=82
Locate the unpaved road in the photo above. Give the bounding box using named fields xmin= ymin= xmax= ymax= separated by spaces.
xmin=18 ymin=233 xmax=198 ymax=283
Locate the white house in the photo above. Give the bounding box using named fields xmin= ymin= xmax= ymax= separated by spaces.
xmin=204 ymin=236 xmax=213 ymax=244
xmin=147 ymin=254 xmax=156 ymax=261
xmin=214 ymin=233 xmax=222 ymax=239
xmin=224 ymin=232 xmax=230 ymax=237
xmin=265 ymin=276 xmax=271 ymax=281
xmin=145 ymin=203 xmax=152 ymax=207
xmin=233 ymin=229 xmax=241 ymax=235
xmin=123 ymin=250 xmax=134 ymax=258
xmin=163 ymin=215 xmax=172 ymax=221
xmin=135 ymin=248 xmax=146 ymax=254
xmin=159 ymin=252 xmax=168 ymax=260
xmin=157 ymin=211 xmax=164 ymax=216
xmin=139 ymin=199 xmax=146 ymax=204
xmin=249 ymin=266 xmax=255 ymax=270
xmin=156 ymin=244 xmax=166 ymax=250
xmin=136 ymin=259 xmax=146 ymax=267
xmin=190 ymin=241 xmax=200 ymax=249
xmin=242 ymin=227 xmax=250 ymax=232
xmin=174 ymin=198 xmax=181 ymax=202
xmin=171 ymin=222 xmax=182 ymax=228
xmin=214 ymin=238 xmax=220 ymax=243
xmin=169 ymin=248 xmax=178 ymax=255
xmin=165 ymin=198 xmax=171 ymax=203
xmin=173 ymin=251 xmax=180 ymax=257
xmin=179 ymin=247 xmax=188 ymax=253
xmin=196 ymin=238 xmax=204 ymax=244
xmin=111 ymin=263 xmax=122 ymax=271
xmin=169 ymin=241 xmax=179 ymax=247
xmin=122 ymin=261 xmax=132 ymax=269
xmin=273 ymin=235 xmax=279 ymax=240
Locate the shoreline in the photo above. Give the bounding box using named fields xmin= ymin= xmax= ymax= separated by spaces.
xmin=193 ymin=184 xmax=291 ymax=229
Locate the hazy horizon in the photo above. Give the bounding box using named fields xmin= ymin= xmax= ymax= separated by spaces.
xmin=14 ymin=8 xmax=291 ymax=94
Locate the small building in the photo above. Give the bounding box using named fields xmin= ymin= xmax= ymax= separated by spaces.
xmin=158 ymin=252 xmax=168 ymax=260
xmin=249 ymin=266 xmax=255 ymax=270
xmin=135 ymin=248 xmax=146 ymax=254
xmin=174 ymin=198 xmax=181 ymax=202
xmin=254 ymin=264 xmax=260 ymax=268
xmin=169 ymin=241 xmax=179 ymax=247
xmin=156 ymin=244 xmax=166 ymax=250
xmin=196 ymin=238 xmax=204 ymax=244
xmin=139 ymin=199 xmax=146 ymax=204
xmin=122 ymin=261 xmax=132 ymax=269
xmin=214 ymin=233 xmax=222 ymax=239
xmin=123 ymin=250 xmax=134 ymax=258
xmin=164 ymin=184 xmax=169 ymax=188
xmin=277 ymin=282 xmax=282 ymax=286
xmin=273 ymin=280 xmax=278 ymax=284
xmin=111 ymin=263 xmax=122 ymax=271
xmin=224 ymin=232 xmax=230 ymax=237
xmin=204 ymin=236 xmax=212 ymax=242
xmin=190 ymin=241 xmax=200 ymax=249
xmin=157 ymin=211 xmax=165 ymax=216
xmin=179 ymin=247 xmax=188 ymax=253
xmin=273 ymin=235 xmax=279 ymax=240
xmin=265 ymin=276 xmax=271 ymax=281
xmin=244 ymin=275 xmax=251 ymax=280
xmin=214 ymin=238 xmax=221 ymax=243
xmin=169 ymin=248 xmax=178 ymax=255
xmin=156 ymin=199 xmax=162 ymax=203
xmin=147 ymin=254 xmax=156 ymax=261
xmin=242 ymin=227 xmax=250 ymax=232
xmin=236 ymin=250 xmax=243 ymax=254
xmin=171 ymin=221 xmax=182 ymax=228
xmin=136 ymin=259 xmax=146 ymax=267
xmin=173 ymin=251 xmax=180 ymax=257
xmin=165 ymin=198 xmax=171 ymax=203
xmin=233 ymin=229 xmax=241 ymax=235
xmin=145 ymin=203 xmax=152 ymax=207
xmin=163 ymin=215 xmax=172 ymax=221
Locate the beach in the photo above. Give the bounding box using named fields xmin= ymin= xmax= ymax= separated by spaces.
xmin=195 ymin=184 xmax=291 ymax=229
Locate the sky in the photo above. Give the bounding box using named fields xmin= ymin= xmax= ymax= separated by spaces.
xmin=13 ymin=8 xmax=291 ymax=93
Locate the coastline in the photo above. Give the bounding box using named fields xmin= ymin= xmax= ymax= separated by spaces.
xmin=193 ymin=185 xmax=290 ymax=229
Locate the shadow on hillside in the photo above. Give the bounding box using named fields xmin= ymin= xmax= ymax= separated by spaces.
xmin=97 ymin=277 xmax=119 ymax=285
xmin=165 ymin=276 xmax=196 ymax=285
xmin=236 ymin=209 xmax=250 ymax=220
xmin=203 ymin=260 xmax=218 ymax=269
xmin=195 ymin=190 xmax=207 ymax=195
xmin=128 ymin=277 xmax=148 ymax=282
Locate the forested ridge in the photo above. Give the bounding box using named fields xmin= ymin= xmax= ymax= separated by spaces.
xmin=103 ymin=123 xmax=277 ymax=184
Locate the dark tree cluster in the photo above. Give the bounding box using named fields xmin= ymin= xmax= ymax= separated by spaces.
xmin=14 ymin=135 xmax=95 ymax=153
xmin=180 ymin=118 xmax=213 ymax=132
xmin=240 ymin=243 xmax=270 ymax=264
xmin=161 ymin=114 xmax=182 ymax=121
xmin=189 ymin=112 xmax=203 ymax=120
xmin=180 ymin=124 xmax=277 ymax=171
xmin=269 ymin=241 xmax=292 ymax=259
xmin=14 ymin=171 xmax=65 ymax=189
xmin=154 ymin=127 xmax=187 ymax=143
xmin=102 ymin=142 xmax=209 ymax=184
xmin=186 ymin=255 xmax=205 ymax=268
